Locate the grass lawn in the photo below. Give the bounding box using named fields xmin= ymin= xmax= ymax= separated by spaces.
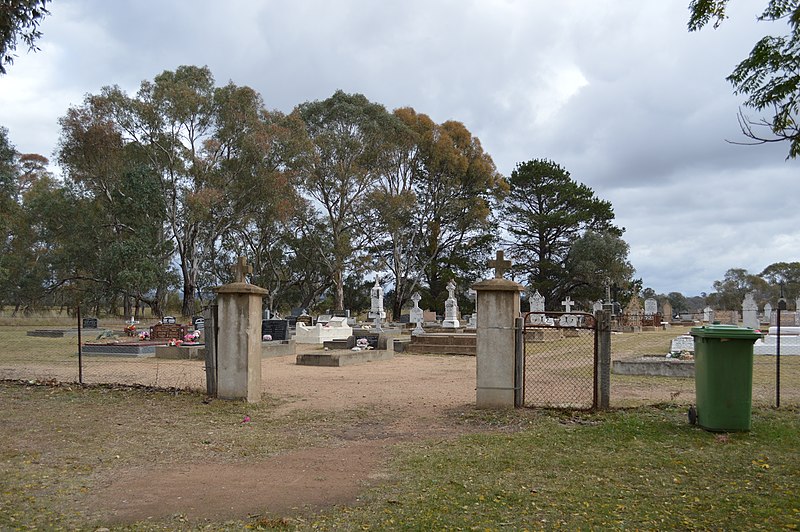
xmin=1 ymin=381 xmax=798 ymax=530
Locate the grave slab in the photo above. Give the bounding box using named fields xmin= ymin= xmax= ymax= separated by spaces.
xmin=296 ymin=349 xmax=394 ymax=367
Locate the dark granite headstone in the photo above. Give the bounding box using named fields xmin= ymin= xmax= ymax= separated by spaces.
xmin=150 ymin=323 xmax=187 ymax=341
xmin=296 ymin=315 xmax=312 ymax=326
xmin=163 ymin=316 xmax=177 ymax=324
xmin=192 ymin=316 xmax=205 ymax=331
xmin=261 ymin=319 xmax=288 ymax=341
xmin=352 ymin=330 xmax=380 ymax=349
xmin=82 ymin=317 xmax=98 ymax=329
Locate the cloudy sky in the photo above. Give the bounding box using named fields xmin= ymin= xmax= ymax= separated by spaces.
xmin=0 ymin=0 xmax=797 ymax=297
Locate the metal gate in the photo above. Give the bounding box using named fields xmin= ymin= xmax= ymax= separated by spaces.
xmin=521 ymin=311 xmax=598 ymax=409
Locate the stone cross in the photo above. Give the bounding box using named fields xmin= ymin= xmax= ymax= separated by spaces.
xmin=447 ymin=280 xmax=456 ymax=299
xmin=561 ymin=296 xmax=575 ymax=313
xmin=442 ymin=280 xmax=460 ymax=328
xmin=232 ymin=256 xmax=253 ymax=284
xmin=488 ymin=250 xmax=512 ymax=279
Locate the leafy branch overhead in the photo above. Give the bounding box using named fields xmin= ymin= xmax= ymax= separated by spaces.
xmin=688 ymin=0 xmax=800 ymax=158
xmin=0 ymin=0 xmax=51 ymax=75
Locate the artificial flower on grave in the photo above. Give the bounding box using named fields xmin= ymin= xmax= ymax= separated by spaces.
xmin=356 ymin=337 xmax=371 ymax=350
xmin=183 ymin=330 xmax=202 ymax=343
xmin=168 ymin=338 xmax=183 ymax=347
xmin=262 ymin=334 xmax=272 ymax=341
xmin=138 ymin=331 xmax=150 ymax=341
xmin=124 ymin=324 xmax=136 ymax=336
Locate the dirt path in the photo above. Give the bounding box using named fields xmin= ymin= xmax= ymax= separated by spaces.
xmin=90 ymin=353 xmax=478 ymax=524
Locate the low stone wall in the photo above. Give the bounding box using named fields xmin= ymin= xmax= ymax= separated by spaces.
xmin=612 ymin=355 xmax=694 ymax=378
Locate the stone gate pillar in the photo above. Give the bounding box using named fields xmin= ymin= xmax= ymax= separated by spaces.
xmin=473 ymin=251 xmax=524 ymax=409
xmin=215 ymin=257 xmax=268 ymax=403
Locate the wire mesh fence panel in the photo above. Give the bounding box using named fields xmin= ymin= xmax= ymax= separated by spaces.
xmin=609 ymin=327 xmax=800 ymax=408
xmin=753 ymin=355 xmax=800 ymax=407
xmin=0 ymin=326 xmax=81 ymax=383
xmin=80 ymin=356 xmax=206 ymax=391
xmin=0 ymin=322 xmax=207 ymax=392
xmin=522 ymin=312 xmax=596 ymax=409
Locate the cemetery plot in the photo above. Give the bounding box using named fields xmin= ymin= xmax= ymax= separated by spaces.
xmin=523 ymin=311 xmax=597 ymax=409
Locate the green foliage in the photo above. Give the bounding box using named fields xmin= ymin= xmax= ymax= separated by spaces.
xmin=567 ymin=230 xmax=635 ymax=306
xmin=706 ymin=262 xmax=800 ymax=308
xmin=689 ymin=0 xmax=800 ymax=158
xmin=0 ymin=0 xmax=51 ymax=74
xmin=502 ymin=159 xmax=624 ymax=309
xmin=58 ymin=65 xmax=297 ymax=316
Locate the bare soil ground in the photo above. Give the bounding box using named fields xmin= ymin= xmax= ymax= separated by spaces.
xmin=87 ymin=353 xmax=480 ymax=524
xmin=2 ymin=326 xmax=797 ymax=527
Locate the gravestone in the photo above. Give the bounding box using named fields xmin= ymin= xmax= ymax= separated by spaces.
xmin=670 ymin=334 xmax=695 ymax=354
xmin=296 ymin=314 xmax=312 ymax=326
xmin=162 ymin=315 xmax=177 ymax=325
xmin=368 ymin=278 xmax=386 ymax=331
xmin=528 ymin=290 xmax=546 ymax=325
xmin=150 ymin=322 xmax=187 ymax=342
xmin=715 ymin=310 xmax=738 ymax=325
xmin=410 ymin=292 xmax=425 ymax=335
xmin=642 ymin=298 xmax=659 ymax=328
xmin=763 ymin=302 xmax=773 ymax=324
xmin=442 ymin=280 xmax=460 ymax=328
xmin=352 ymin=329 xmax=380 ymax=349
xmin=703 ymin=306 xmax=714 ymax=323
xmin=261 ymin=319 xmax=288 ymax=341
xmin=559 ymin=296 xmax=578 ymax=327
xmin=742 ymin=292 xmax=758 ymax=329
xmin=623 ymin=298 xmax=642 ymax=332
xmin=192 ymin=316 xmax=205 ymax=331
xmin=662 ymin=301 xmax=673 ymax=322
xmin=82 ymin=317 xmax=98 ymax=329
xmin=592 ymin=300 xmax=603 ymax=313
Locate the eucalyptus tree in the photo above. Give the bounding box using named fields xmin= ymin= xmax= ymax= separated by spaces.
xmin=58 ymin=65 xmax=296 ymax=316
xmin=294 ymin=90 xmax=401 ymax=310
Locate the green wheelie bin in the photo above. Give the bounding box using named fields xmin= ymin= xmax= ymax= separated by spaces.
xmin=689 ymin=324 xmax=762 ymax=432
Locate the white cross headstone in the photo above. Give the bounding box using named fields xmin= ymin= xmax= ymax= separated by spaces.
xmin=410 ymin=292 xmax=425 ymax=335
xmin=368 ymin=278 xmax=386 ymax=331
xmin=442 ymin=280 xmax=460 ymax=328
xmin=529 ymin=289 xmax=545 ymax=325
xmin=559 ymin=296 xmax=578 ymax=327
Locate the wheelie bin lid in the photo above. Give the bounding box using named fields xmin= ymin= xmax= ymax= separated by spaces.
xmin=690 ymin=323 xmax=762 ymax=340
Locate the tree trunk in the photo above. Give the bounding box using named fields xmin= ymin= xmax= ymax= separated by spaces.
xmin=182 ymin=281 xmax=196 ymax=318
xmin=333 ymin=268 xmax=344 ymax=311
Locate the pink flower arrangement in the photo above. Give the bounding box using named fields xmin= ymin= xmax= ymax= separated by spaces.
xmin=168 ymin=338 xmax=183 ymax=347
xmin=183 ymin=331 xmax=201 ymax=343
xmin=138 ymin=331 xmax=150 ymax=341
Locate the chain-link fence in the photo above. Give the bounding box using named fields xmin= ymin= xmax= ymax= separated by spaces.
xmin=610 ymin=325 xmax=800 ymax=408
xmin=0 ymin=318 xmax=206 ymax=391
xmin=522 ymin=312 xmax=597 ymax=409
